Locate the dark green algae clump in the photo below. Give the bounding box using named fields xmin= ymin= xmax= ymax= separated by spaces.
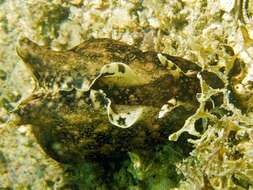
xmin=14 ymin=37 xmax=225 ymax=164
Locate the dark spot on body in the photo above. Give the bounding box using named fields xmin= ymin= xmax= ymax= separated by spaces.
xmin=219 ymin=67 xmax=225 ymax=73
xmin=118 ymin=64 xmax=126 ymax=73
xmin=95 ymin=92 xmax=109 ymax=107
xmin=117 ymin=117 xmax=126 ymax=126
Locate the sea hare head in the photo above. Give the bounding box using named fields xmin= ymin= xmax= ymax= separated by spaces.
xmin=16 ymin=37 xmax=85 ymax=91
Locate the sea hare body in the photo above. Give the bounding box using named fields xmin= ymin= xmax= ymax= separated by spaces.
xmin=16 ymin=38 xmax=206 ymax=163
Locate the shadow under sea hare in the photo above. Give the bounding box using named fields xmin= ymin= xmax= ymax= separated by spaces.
xmin=14 ymin=37 xmax=224 ymax=164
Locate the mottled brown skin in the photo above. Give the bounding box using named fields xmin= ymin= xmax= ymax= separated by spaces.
xmin=16 ymin=37 xmax=203 ymax=163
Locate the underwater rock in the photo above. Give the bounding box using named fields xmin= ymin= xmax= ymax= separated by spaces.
xmin=15 ymin=37 xmax=219 ymax=163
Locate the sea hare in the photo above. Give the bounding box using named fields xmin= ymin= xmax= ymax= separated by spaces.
xmin=15 ymin=37 xmax=221 ymax=163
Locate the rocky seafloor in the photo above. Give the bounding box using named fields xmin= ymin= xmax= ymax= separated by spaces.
xmin=0 ymin=0 xmax=253 ymax=189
